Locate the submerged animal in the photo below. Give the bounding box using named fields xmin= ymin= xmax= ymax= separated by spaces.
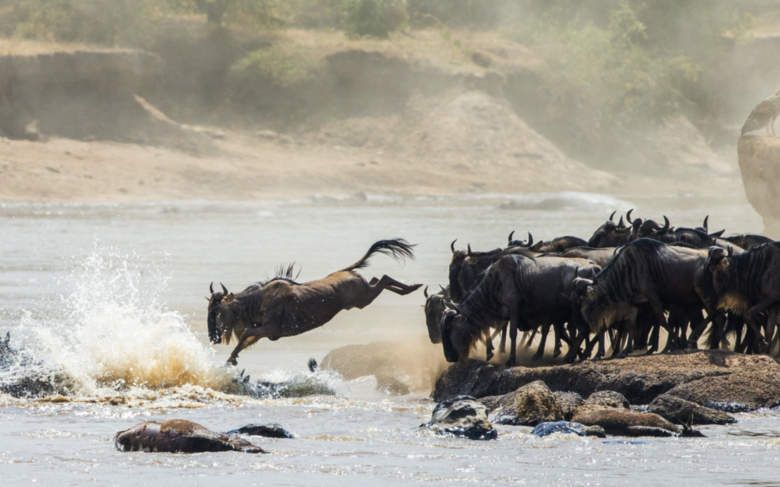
xmin=741 ymin=89 xmax=780 ymax=136
xmin=208 ymin=239 xmax=422 ymax=365
xmin=115 ymin=420 xmax=265 ymax=453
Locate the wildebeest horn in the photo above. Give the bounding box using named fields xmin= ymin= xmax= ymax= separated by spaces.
xmin=609 ymin=210 xmax=616 ymax=222
xmin=467 ymin=243 xmax=472 ymax=255
xmin=659 ymin=215 xmax=670 ymax=234
xmin=527 ymin=232 xmax=533 ymax=247
xmin=451 ymin=239 xmax=457 ymax=255
xmin=210 ymin=282 xmax=214 ymax=294
xmin=221 ymin=282 xmax=228 ymax=294
xmin=443 ymin=300 xmax=461 ymax=313
xmin=439 ymin=285 xmax=446 ymax=293
xmin=508 ymin=231 xmax=515 ymax=244
xmin=574 ymin=278 xmax=593 ymax=291
xmin=626 ymin=209 xmax=634 ymax=224
xmin=423 ymin=286 xmax=429 ymax=298
xmin=618 ymin=215 xmax=624 ymax=228
xmin=702 ymin=215 xmax=709 ymax=232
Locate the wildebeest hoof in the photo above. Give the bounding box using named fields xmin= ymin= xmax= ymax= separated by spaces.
xmin=532 ymin=354 xmax=542 ymax=361
xmin=686 ymin=340 xmax=698 ymax=350
xmin=485 ymin=351 xmax=494 ymax=362
xmin=505 ymin=358 xmax=516 ymax=367
xmin=616 ymin=353 xmax=628 ymax=359
xmin=591 ymin=356 xmax=602 ymax=362
xmin=553 ymin=349 xmax=561 ymax=358
xmin=227 ymin=357 xmax=238 ymax=366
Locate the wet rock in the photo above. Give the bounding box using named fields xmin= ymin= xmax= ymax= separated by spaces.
xmin=583 ymin=391 xmax=630 ymax=409
xmin=225 ymin=423 xmax=294 ymax=438
xmin=490 ymin=380 xmax=564 ymax=426
xmin=433 ymin=351 xmax=780 ymax=409
xmin=423 ymin=395 xmax=497 ymax=440
xmin=571 ymin=408 xmax=698 ymax=437
xmin=532 ymin=421 xmax=606 ymax=438
xmin=665 ymin=369 xmax=780 ymax=412
xmin=647 ymin=394 xmax=736 ymax=425
xmin=554 ymin=392 xmax=584 ymax=420
xmin=115 ymin=420 xmax=265 ymax=453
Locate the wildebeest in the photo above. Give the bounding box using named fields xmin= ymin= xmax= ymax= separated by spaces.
xmin=441 ymin=253 xmax=601 ymax=365
xmin=572 ymin=239 xmax=711 ymax=360
xmin=703 ymin=243 xmax=780 ymax=353
xmin=588 ymin=210 xmax=634 ymax=247
xmin=508 ymin=231 xmax=587 ymax=253
xmin=208 ymin=239 xmax=422 ymax=365
xmin=723 ymin=234 xmax=775 ymax=250
xmin=423 ymin=285 xmax=449 ymax=344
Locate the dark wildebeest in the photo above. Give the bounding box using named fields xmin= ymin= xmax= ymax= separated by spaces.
xmin=702 ymin=244 xmax=780 ymax=353
xmin=588 ymin=210 xmax=634 ymax=248
xmin=508 ymin=231 xmax=587 ymax=253
xmin=423 ymin=285 xmax=449 ymax=344
xmin=208 ymin=239 xmax=422 ymax=365
xmin=441 ymin=253 xmax=601 ymax=366
xmin=572 ymin=239 xmax=711 ymax=360
xmin=723 ymin=234 xmax=775 ymax=250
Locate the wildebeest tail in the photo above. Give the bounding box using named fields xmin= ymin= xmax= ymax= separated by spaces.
xmin=343 ymin=239 xmax=416 ymax=271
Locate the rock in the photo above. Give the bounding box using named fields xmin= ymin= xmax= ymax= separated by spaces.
xmin=490 ymin=380 xmax=564 ymax=426
xmin=738 ymin=135 xmax=780 ymax=237
xmin=423 ymin=395 xmax=497 ymax=440
xmin=532 ymin=421 xmax=606 ymax=438
xmin=583 ymin=391 xmax=630 ymax=409
xmin=554 ymin=392 xmax=584 ymax=421
xmin=570 ymin=408 xmax=702 ymax=437
xmin=225 ymin=423 xmax=294 ymax=438
xmin=433 ymin=350 xmax=780 ymax=410
xmin=115 ymin=420 xmax=265 ymax=453
xmin=666 ymin=369 xmax=780 ymax=412
xmin=647 ymin=394 xmax=736 ymax=425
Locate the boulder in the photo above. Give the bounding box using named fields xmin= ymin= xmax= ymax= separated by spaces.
xmin=554 ymin=392 xmax=584 ymax=421
xmin=571 ymin=408 xmax=702 ymax=437
xmin=423 ymin=395 xmax=497 ymax=440
xmin=433 ymin=351 xmax=780 ymax=410
xmin=647 ymin=394 xmax=736 ymax=425
xmin=225 ymin=423 xmax=295 ymax=438
xmin=583 ymin=391 xmax=630 ymax=409
xmin=115 ymin=420 xmax=265 ymax=453
xmin=665 ymin=370 xmax=780 ymax=412
xmin=532 ymin=421 xmax=606 ymax=438
xmin=490 ymin=381 xmax=564 ymax=426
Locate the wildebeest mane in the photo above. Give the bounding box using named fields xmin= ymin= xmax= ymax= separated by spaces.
xmin=448 ymin=247 xmax=504 ymax=302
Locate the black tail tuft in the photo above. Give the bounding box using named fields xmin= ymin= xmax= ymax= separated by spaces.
xmin=346 ymin=239 xmax=416 ymax=271
xmin=307 ymin=358 xmax=318 ymax=372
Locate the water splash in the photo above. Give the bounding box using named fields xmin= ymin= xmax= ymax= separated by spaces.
xmin=8 ymin=247 xmax=236 ymax=397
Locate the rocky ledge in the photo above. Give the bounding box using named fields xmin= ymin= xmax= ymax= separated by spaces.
xmin=433 ymin=350 xmax=780 ymax=412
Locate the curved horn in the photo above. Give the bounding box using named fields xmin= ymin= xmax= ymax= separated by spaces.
xmin=439 ymin=284 xmax=446 ymax=292
xmin=423 ymin=286 xmax=429 ymax=298
xmin=221 ymin=282 xmax=228 ymax=295
xmin=659 ymin=215 xmax=670 ymax=234
xmin=618 ymin=215 xmax=624 ymax=228
xmin=703 ymin=215 xmax=709 ymax=232
xmin=527 ymin=232 xmax=534 ymax=247
xmin=209 ymin=282 xmax=214 ymax=294
xmin=451 ymin=239 xmax=457 ymax=255
xmin=609 ymin=210 xmax=616 ymax=222
xmin=467 ymin=243 xmax=472 ymax=255
xmin=574 ymin=278 xmax=593 ymax=291
xmin=508 ymin=231 xmax=515 ymax=244
xmin=626 ymin=209 xmax=634 ymax=224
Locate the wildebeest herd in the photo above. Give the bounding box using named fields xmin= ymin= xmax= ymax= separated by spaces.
xmin=206 ymin=211 xmax=780 ymax=368
xmin=430 ymin=210 xmax=780 ymax=366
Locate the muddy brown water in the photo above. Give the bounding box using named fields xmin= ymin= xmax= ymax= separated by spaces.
xmin=2 ymin=193 xmax=780 ymax=486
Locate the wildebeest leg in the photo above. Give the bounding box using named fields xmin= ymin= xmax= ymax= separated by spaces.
xmin=645 ymin=299 xmax=667 ymax=355
xmin=591 ymin=330 xmax=606 ymax=360
xmin=499 ymin=324 xmax=508 ymax=355
xmin=746 ymin=295 xmax=780 ymax=352
xmin=524 ymin=328 xmax=537 ymax=348
xmin=506 ymin=308 xmax=522 ymax=367
xmin=767 ymin=307 xmax=779 ymax=355
xmin=687 ymin=313 xmax=714 ymax=349
xmin=552 ymin=320 xmax=567 ymax=358
xmin=532 ymin=323 xmax=549 ymax=361
xmin=227 ymin=333 xmax=265 ymax=366
xmin=483 ymin=331 xmax=495 ymax=362
xmin=372 ymin=275 xmax=422 ymax=296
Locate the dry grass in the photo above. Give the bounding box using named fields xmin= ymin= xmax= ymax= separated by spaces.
xmin=0 ymin=38 xmax=133 ymax=56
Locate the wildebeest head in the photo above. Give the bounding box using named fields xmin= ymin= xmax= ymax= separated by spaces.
xmin=448 ymin=240 xmax=501 ymax=302
xmin=706 ymin=246 xmax=732 ymax=273
xmin=439 ymin=307 xmax=476 ymax=363
xmin=639 ymin=215 xmax=671 ymax=238
xmin=207 ymin=282 xmax=248 ymax=345
xmin=587 ymin=210 xmax=632 ymax=247
xmin=423 ymin=285 xmax=449 ymax=343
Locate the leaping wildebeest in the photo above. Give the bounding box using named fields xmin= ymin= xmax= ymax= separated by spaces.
xmin=208 ymin=239 xmax=422 ymax=365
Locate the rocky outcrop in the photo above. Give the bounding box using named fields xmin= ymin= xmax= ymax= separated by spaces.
xmin=489 ymin=380 xmax=564 ymax=426
xmin=647 ymin=394 xmax=736 ymax=425
xmin=115 ymin=420 xmax=265 ymax=453
xmin=422 ymin=396 xmax=497 ymax=440
xmin=433 ymin=350 xmax=780 ymax=411
xmin=738 ymin=135 xmax=780 ymax=237
xmin=570 ymin=407 xmax=693 ymax=437
xmin=582 ymin=391 xmax=630 ymax=410
xmin=554 ymin=392 xmax=584 ymax=421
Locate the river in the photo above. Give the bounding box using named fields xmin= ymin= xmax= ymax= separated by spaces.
xmin=3 ymin=192 xmax=780 ymax=486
